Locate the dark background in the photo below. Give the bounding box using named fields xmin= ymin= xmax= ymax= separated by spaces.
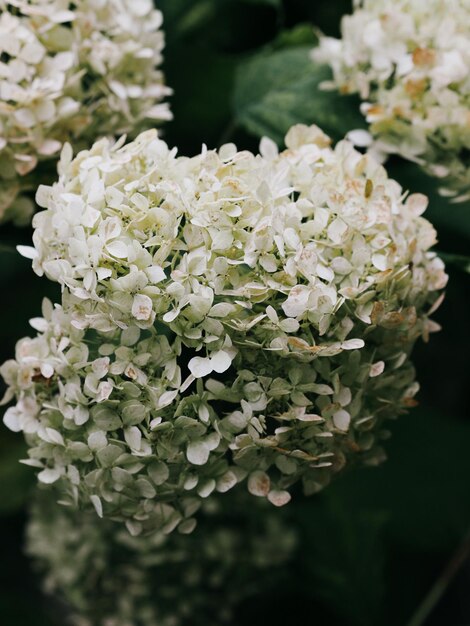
xmin=1 ymin=1 xmax=469 ymax=624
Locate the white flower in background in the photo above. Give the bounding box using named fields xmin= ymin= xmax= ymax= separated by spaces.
xmin=27 ymin=491 xmax=296 ymax=626
xmin=313 ymin=0 xmax=470 ymax=201
xmin=0 ymin=0 xmax=172 ymax=224
xmin=4 ymin=124 xmax=446 ymax=532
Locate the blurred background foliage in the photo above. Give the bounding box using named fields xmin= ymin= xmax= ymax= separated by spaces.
xmin=0 ymin=0 xmax=469 ymax=624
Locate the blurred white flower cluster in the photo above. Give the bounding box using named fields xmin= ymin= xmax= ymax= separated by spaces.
xmin=2 ymin=124 xmax=446 ymax=533
xmin=313 ymin=0 xmax=470 ymax=200
xmin=27 ymin=491 xmax=296 ymax=626
xmin=0 ymin=0 xmax=171 ymax=224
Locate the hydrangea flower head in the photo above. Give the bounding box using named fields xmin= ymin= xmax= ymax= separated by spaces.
xmin=3 ymin=124 xmax=447 ymax=533
xmin=27 ymin=491 xmax=296 ymax=626
xmin=0 ymin=0 xmax=171 ymax=223
xmin=313 ymin=0 xmax=470 ymax=200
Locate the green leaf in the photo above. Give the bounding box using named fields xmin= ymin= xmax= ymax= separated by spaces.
xmin=233 ymin=47 xmax=366 ymax=145
xmin=159 ymin=0 xmax=217 ymax=39
xmin=272 ymin=24 xmax=318 ymax=49
xmin=159 ymin=0 xmax=281 ymax=45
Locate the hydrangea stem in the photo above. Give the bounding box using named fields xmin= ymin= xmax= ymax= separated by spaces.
xmin=407 ymin=527 xmax=470 ymax=626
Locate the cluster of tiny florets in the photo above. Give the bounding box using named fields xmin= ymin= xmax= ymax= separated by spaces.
xmin=26 ymin=491 xmax=296 ymax=626
xmin=2 ymin=124 xmax=447 ymax=534
xmin=313 ymin=0 xmax=470 ymax=200
xmin=0 ymin=0 xmax=171 ymax=224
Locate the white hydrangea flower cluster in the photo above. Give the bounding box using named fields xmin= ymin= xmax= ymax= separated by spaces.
xmin=313 ymin=0 xmax=470 ymax=200
xmin=2 ymin=124 xmax=447 ymax=533
xmin=27 ymin=491 xmax=296 ymax=626
xmin=0 ymin=0 xmax=171 ymax=224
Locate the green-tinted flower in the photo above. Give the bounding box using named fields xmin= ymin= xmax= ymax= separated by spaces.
xmin=26 ymin=490 xmax=296 ymax=626
xmin=0 ymin=0 xmax=171 ymax=223
xmin=314 ymin=0 xmax=470 ymax=200
xmin=4 ymin=124 xmax=446 ymax=532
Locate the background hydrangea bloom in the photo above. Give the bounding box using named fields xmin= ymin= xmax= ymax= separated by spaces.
xmin=313 ymin=0 xmax=470 ymax=201
xmin=0 ymin=0 xmax=172 ymax=224
xmin=27 ymin=491 xmax=296 ymax=626
xmin=3 ymin=124 xmax=447 ymax=533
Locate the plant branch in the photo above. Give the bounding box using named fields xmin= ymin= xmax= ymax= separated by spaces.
xmin=407 ymin=527 xmax=470 ymax=626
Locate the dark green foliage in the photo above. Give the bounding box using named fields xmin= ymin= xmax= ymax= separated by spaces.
xmin=234 ymin=48 xmax=366 ymax=144
xmin=1 ymin=1 xmax=469 ymax=625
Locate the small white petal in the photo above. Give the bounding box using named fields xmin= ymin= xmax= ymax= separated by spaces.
xmin=38 ymin=467 xmax=62 ymax=484
xmin=3 ymin=408 xmax=21 ymax=432
xmin=346 ymin=129 xmax=373 ymax=147
xmin=369 ymin=361 xmax=385 ymax=377
xmin=106 ymin=241 xmax=129 ymax=259
xmin=124 ymin=426 xmax=142 ymax=451
xmin=187 ymin=440 xmax=210 ymax=466
xmin=268 ymin=490 xmax=291 ymax=507
xmin=341 ymin=339 xmax=365 ymax=350
xmin=17 ymin=246 xmax=38 ymax=260
xmin=131 ymin=294 xmax=153 ymax=321
xmin=90 ymin=494 xmax=103 ymax=518
xmin=333 ymin=410 xmax=351 ymax=431
xmin=247 ymin=471 xmax=270 ymax=497
xmin=210 ymin=350 xmax=232 ymax=374
xmin=188 ymin=357 xmax=213 ymax=379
